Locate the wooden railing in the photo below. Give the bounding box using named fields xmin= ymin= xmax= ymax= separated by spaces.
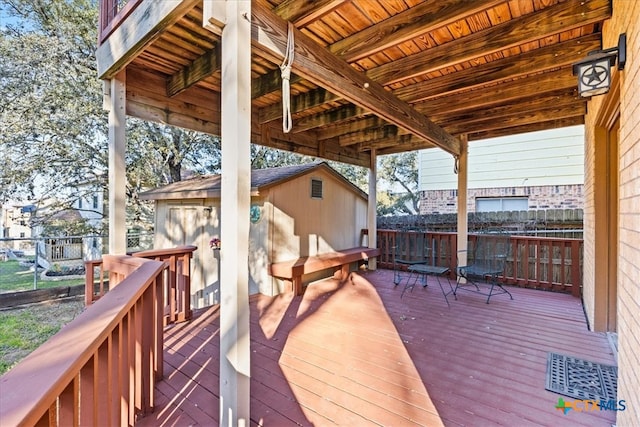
xmin=99 ymin=0 xmax=141 ymax=43
xmin=376 ymin=230 xmax=582 ymax=297
xmin=86 ymin=245 xmax=197 ymax=325
xmin=0 ymin=256 xmax=166 ymax=426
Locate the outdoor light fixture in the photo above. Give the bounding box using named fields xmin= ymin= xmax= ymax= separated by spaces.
xmin=572 ymin=33 xmax=626 ymax=97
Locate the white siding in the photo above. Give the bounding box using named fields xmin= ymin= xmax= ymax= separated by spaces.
xmin=419 ymin=126 xmax=585 ymax=190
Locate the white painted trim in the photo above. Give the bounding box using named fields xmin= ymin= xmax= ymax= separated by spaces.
xmin=219 ymin=0 xmax=251 ymax=424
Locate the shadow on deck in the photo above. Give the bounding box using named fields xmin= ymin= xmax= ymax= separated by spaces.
xmin=138 ymin=269 xmax=616 ymax=426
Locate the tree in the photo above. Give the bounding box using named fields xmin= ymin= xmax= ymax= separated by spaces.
xmin=377 ymin=151 xmax=420 ymax=215
xmin=0 ymin=0 xmax=222 ymax=231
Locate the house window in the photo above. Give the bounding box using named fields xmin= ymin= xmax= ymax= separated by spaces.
xmin=476 ymin=197 xmax=528 ymax=212
xmin=93 ymin=195 xmax=99 ymax=209
xmin=311 ymin=179 xmax=323 ymax=199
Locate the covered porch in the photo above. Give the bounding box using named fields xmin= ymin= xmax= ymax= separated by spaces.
xmin=139 ymin=269 xmax=616 ymax=426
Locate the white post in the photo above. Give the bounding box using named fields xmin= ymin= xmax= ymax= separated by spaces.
xmin=457 ymin=136 xmax=468 ymax=269
xmin=368 ymin=149 xmax=377 ymax=270
xmin=219 ymin=0 xmax=251 ymax=425
xmin=107 ymin=71 xmax=127 ymax=255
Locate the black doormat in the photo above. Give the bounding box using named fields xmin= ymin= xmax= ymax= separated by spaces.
xmin=545 ymin=352 xmax=617 ymax=401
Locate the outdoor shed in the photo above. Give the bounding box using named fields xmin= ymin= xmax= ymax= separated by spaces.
xmin=141 ymin=162 xmax=369 ymax=308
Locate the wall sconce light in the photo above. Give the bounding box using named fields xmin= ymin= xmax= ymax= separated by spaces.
xmin=572 ymin=33 xmax=626 ymax=97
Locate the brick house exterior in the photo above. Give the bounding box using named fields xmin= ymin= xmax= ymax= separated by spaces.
xmin=582 ymin=1 xmax=640 ymax=423
xmin=418 ymin=126 xmax=585 ymax=214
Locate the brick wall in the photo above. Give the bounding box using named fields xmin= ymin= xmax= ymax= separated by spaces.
xmin=584 ymin=0 xmax=640 ymax=424
xmin=419 ymin=184 xmax=583 ymax=214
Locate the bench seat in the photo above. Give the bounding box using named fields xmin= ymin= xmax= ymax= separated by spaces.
xmin=269 ymin=247 xmax=380 ymax=295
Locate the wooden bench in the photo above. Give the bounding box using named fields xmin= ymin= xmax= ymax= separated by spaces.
xmin=269 ymin=247 xmax=380 ymax=295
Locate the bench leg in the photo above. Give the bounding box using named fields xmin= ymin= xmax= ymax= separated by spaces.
xmin=340 ymin=264 xmax=350 ymax=280
xmin=292 ymin=277 xmax=303 ymax=296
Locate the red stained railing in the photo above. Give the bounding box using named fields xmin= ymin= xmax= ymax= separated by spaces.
xmin=375 ymin=230 xmax=582 ymax=297
xmin=99 ymin=0 xmax=141 ymax=44
xmin=85 ymin=245 xmax=197 ymax=325
xmin=0 ymin=256 xmax=166 ymax=426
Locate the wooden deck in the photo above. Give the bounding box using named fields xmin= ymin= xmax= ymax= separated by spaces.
xmin=138 ymin=269 xmax=617 ymax=426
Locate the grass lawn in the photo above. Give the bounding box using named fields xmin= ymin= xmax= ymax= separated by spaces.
xmin=0 ymin=297 xmax=85 ymax=374
xmin=0 ymin=260 xmax=84 ymax=293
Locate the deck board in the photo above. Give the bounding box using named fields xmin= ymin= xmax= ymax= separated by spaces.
xmin=138 ymin=269 xmax=617 ymax=426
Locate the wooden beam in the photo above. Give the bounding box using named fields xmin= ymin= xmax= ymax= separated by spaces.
xmin=252 ymin=3 xmax=461 ymax=156
xmin=339 ymin=125 xmax=403 ymax=147
xmin=366 ymin=0 xmax=611 ymax=84
xmin=258 ymin=87 xmax=340 ymax=122
xmin=445 ymin=103 xmax=586 ymax=135
xmin=393 ymin=33 xmax=602 ymax=103
xmin=316 ymin=116 xmax=386 ymax=141
xmin=433 ymin=91 xmax=582 ymax=129
xmin=469 ymin=117 xmax=585 ymax=141
xmin=274 ymin=0 xmax=348 ymax=26
xmin=97 ymin=0 xmax=200 ymax=78
xmin=167 ymin=46 xmax=221 ymax=97
xmin=292 ymin=104 xmax=368 ymax=134
xmin=106 ymin=72 xmax=127 ymax=255
xmin=416 ymin=68 xmax=577 ymax=116
xmin=329 ymin=0 xmax=504 ymax=62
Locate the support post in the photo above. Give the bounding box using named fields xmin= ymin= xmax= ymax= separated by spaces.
xmin=368 ymin=150 xmax=377 ymax=270
xmin=456 ymin=136 xmax=468 ymax=272
xmin=219 ymin=1 xmax=251 ymax=425
xmin=107 ymin=72 xmax=127 ymax=255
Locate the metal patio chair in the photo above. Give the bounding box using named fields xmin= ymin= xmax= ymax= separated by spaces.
xmin=454 ymin=233 xmax=513 ymax=303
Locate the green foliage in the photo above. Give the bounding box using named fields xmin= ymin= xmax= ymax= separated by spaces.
xmin=0 ymin=260 xmax=84 ymax=292
xmin=0 ymin=297 xmax=84 ymax=374
xmin=0 ymin=0 xmax=222 ymax=229
xmin=0 ymin=0 xmax=421 ymax=227
xmin=378 ymin=152 xmax=420 ymax=215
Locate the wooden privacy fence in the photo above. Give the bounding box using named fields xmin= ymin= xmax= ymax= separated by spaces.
xmin=86 ymin=245 xmax=197 ymax=325
xmin=0 ymin=256 xmax=166 ymax=426
xmin=376 ymin=229 xmax=582 ymax=297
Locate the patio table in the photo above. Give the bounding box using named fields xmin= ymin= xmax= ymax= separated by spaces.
xmin=401 ymin=264 xmax=453 ymax=307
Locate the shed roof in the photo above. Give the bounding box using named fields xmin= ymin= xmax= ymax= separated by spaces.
xmin=140 ymin=161 xmax=367 ymax=200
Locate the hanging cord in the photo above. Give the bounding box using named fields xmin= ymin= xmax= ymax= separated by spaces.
xmin=280 ymin=22 xmax=295 ymax=133
xmin=453 ymin=155 xmax=460 ymax=174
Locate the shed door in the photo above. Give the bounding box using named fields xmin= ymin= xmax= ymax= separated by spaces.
xmin=167 ymin=206 xmax=207 ymax=305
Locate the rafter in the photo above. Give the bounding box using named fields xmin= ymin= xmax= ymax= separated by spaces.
xmin=329 ymin=0 xmax=504 ymax=63
xmin=444 ymin=103 xmax=586 ymax=136
xmin=393 ymin=33 xmax=601 ymax=103
xmin=252 ymin=2 xmax=461 ymax=156
xmin=468 ymin=117 xmax=585 ymax=141
xmin=167 ymin=45 xmax=220 ymax=97
xmin=366 ymin=0 xmax=610 ymax=84
xmin=416 ymin=69 xmax=577 ymax=117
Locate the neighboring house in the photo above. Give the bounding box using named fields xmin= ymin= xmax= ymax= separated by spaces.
xmin=418 ymin=126 xmax=585 ymax=214
xmin=141 ymin=162 xmax=369 ymax=309
xmin=0 ymin=203 xmax=35 ymax=240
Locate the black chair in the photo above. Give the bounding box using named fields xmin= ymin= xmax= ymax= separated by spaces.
xmin=454 ymin=233 xmax=513 ymax=303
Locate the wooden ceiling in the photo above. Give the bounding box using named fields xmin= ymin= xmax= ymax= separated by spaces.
xmin=99 ymin=0 xmax=611 ymax=167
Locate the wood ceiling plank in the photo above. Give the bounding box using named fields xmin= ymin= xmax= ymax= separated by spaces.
xmin=316 ymin=116 xmax=386 ymax=141
xmin=469 ymin=117 xmax=584 ymax=140
xmin=445 ymin=103 xmax=586 ymax=135
xmin=393 ymin=33 xmax=601 ymax=103
xmin=330 ymin=0 xmax=504 ymax=62
xmin=366 ymin=0 xmax=611 ymax=84
xmin=252 ymin=2 xmax=461 ymax=156
xmin=275 ymin=0 xmax=349 ymax=27
xmin=291 ymin=105 xmax=369 ymax=133
xmin=415 ymin=68 xmax=577 ymax=116
xmin=258 ymin=87 xmax=341 ymax=123
xmin=432 ymin=90 xmax=581 ymax=127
